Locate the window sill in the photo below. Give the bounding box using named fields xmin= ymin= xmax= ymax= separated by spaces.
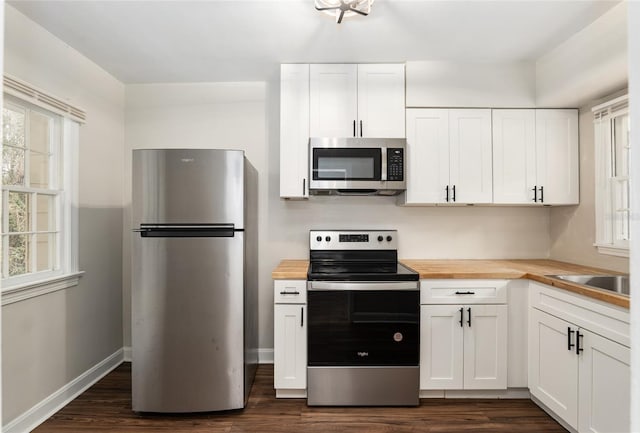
xmin=594 ymin=243 xmax=629 ymax=258
xmin=1 ymin=271 xmax=85 ymax=306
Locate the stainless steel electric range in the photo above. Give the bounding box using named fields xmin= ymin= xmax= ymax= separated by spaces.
xmin=306 ymin=230 xmax=420 ymax=406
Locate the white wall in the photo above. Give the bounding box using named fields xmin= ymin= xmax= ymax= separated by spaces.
xmin=2 ymin=5 xmax=125 ymax=425
xmin=549 ymin=90 xmax=629 ymax=273
xmin=406 ymin=60 xmax=536 ymax=108
xmin=536 ymin=2 xmax=628 ymax=108
xmin=123 ymin=79 xmax=552 ymax=352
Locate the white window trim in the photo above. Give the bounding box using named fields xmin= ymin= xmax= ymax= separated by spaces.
xmin=1 ymin=271 xmax=84 ymax=306
xmin=593 ymin=94 xmax=630 ymax=258
xmin=1 ymin=95 xmax=81 ymax=304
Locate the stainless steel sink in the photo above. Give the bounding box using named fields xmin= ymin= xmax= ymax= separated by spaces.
xmin=546 ymin=274 xmax=630 ymax=296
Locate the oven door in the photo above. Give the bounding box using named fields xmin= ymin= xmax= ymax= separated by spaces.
xmin=307 ymin=282 xmax=419 ymax=367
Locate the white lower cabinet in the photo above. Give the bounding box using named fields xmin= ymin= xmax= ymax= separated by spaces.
xmin=273 ymin=280 xmax=307 ymax=397
xmin=528 ymin=283 xmax=630 ymax=432
xmin=529 ymin=308 xmax=580 ymax=428
xmin=420 ymin=280 xmax=508 ymax=391
xmin=578 ymin=329 xmax=630 ymax=433
xmin=421 ymin=304 xmax=508 ymax=390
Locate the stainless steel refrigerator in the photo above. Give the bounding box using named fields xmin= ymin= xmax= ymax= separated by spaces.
xmin=131 ymin=148 xmax=258 ymax=413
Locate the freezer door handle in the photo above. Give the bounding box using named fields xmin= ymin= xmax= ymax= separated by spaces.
xmin=135 ymin=224 xmax=236 ymax=238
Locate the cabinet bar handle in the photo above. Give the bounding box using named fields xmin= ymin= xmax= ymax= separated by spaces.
xmin=576 ymin=330 xmax=583 ymax=355
xmin=532 ymin=186 xmax=538 ymax=202
xmin=455 ymin=291 xmax=475 ymax=295
xmin=301 ymin=307 xmax=304 ymax=327
xmin=567 ymin=327 xmax=575 ymax=351
xmin=539 ymin=186 xmax=544 ymax=203
xmin=360 ymin=120 xmax=363 ymax=137
xmin=452 ymin=185 xmax=456 ymax=202
xmin=280 ymin=291 xmax=300 ymax=295
xmin=353 ymin=120 xmax=356 ymax=137
xmin=446 ymin=185 xmax=450 ymax=202
xmin=302 ymin=178 xmax=306 ymax=196
xmin=467 ymin=307 xmax=471 ymax=327
xmin=459 ymin=307 xmax=464 ymax=327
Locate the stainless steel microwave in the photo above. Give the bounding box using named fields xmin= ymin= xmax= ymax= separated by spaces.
xmin=309 ymin=137 xmax=407 ymax=196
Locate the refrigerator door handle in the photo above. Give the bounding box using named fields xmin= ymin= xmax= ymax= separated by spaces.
xmin=136 ymin=224 xmax=237 ymax=238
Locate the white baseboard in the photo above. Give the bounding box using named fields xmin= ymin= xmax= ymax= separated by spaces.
xmin=123 ymin=345 xmax=132 ymax=362
xmin=420 ymin=388 xmax=530 ymax=399
xmin=258 ymin=348 xmax=274 ymax=364
xmin=3 ymin=348 xmax=124 ymax=433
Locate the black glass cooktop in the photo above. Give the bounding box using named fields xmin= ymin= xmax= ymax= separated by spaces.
xmin=307 ymin=262 xmax=419 ymax=282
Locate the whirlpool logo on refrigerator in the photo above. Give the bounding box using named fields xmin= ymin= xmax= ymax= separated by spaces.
xmin=357 ymin=351 xmax=369 ymax=357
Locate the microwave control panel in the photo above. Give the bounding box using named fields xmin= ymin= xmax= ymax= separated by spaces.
xmin=387 ymin=148 xmax=404 ymax=181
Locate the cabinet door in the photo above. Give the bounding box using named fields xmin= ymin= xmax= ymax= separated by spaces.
xmin=309 ymin=64 xmax=357 ymax=137
xmin=529 ymin=308 xmax=579 ymax=429
xmin=463 ymin=305 xmax=508 ymax=390
xmin=274 ymin=304 xmax=307 ymax=390
xmin=578 ymin=330 xmax=630 ymax=433
xmin=403 ymin=109 xmax=450 ymax=204
xmin=280 ymin=64 xmax=310 ymax=199
xmin=357 ymin=64 xmax=405 ymax=138
xmin=535 ymin=109 xmax=579 ymax=205
xmin=449 ymin=109 xmax=493 ymax=203
xmin=420 ymin=305 xmax=464 ymax=389
xmin=492 ymin=109 xmax=536 ymax=204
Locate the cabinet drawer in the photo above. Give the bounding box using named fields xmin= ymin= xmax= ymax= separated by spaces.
xmin=274 ymin=280 xmax=307 ymax=304
xmin=421 ymin=279 xmax=508 ymax=305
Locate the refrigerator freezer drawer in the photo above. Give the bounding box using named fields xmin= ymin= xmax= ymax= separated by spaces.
xmin=132 ymin=232 xmax=245 ymax=412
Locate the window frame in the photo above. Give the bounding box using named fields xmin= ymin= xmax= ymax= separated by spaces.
xmin=593 ymin=94 xmax=630 ymax=257
xmin=1 ymin=94 xmax=81 ymax=304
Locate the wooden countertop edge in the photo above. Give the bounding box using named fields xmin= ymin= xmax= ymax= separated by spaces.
xmin=271 ymin=259 xmax=629 ymax=309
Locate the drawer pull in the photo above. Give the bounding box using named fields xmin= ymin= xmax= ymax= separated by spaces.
xmin=455 ymin=291 xmax=476 ymax=295
xmin=280 ymin=291 xmax=300 ymax=295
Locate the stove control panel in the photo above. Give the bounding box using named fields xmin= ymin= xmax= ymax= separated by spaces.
xmin=310 ymin=230 xmax=398 ymax=250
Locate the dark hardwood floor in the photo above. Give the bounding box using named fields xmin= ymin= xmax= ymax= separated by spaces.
xmin=34 ymin=363 xmax=566 ymax=432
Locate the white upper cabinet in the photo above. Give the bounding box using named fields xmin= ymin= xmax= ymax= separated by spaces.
xmin=357 ymin=64 xmax=406 ymax=138
xmin=449 ymin=109 xmax=493 ymax=204
xmin=310 ymin=64 xmax=405 ymax=138
xmin=493 ymin=108 xmax=579 ymax=205
xmin=492 ymin=109 xmax=536 ymax=203
xmin=402 ymin=108 xmax=492 ymax=205
xmin=310 ymin=64 xmax=358 ymax=138
xmin=535 ymin=109 xmax=579 ymax=205
xmin=280 ymin=64 xmax=310 ymax=199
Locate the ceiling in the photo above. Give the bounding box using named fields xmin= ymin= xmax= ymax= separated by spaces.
xmin=8 ymin=0 xmax=619 ymax=84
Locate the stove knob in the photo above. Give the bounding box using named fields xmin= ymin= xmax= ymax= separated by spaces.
xmin=325 ymin=236 xmax=331 ymax=242
xmin=377 ymin=236 xmax=383 ymax=242
xmin=316 ymin=236 xmax=322 ymax=242
xmin=386 ymin=235 xmax=393 ymax=242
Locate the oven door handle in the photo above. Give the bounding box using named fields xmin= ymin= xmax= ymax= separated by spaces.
xmin=308 ymin=281 xmax=419 ymax=291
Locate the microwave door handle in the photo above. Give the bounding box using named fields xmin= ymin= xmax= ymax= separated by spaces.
xmin=381 ymin=147 xmax=387 ymax=181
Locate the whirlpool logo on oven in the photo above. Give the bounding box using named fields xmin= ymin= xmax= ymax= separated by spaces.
xmin=357 ymin=351 xmax=369 ymax=357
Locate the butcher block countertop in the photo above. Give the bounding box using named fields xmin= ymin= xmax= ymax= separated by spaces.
xmin=271 ymin=259 xmax=629 ymax=309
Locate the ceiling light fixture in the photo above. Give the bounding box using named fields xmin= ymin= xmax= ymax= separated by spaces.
xmin=315 ymin=0 xmax=374 ymax=24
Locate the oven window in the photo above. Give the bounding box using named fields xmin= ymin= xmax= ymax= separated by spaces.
xmin=312 ymin=148 xmax=381 ymax=181
xmin=308 ymin=290 xmax=419 ymax=366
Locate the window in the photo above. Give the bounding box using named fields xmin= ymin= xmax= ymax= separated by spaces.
xmin=1 ymin=94 xmax=80 ymax=302
xmin=593 ymin=94 xmax=630 ymax=257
